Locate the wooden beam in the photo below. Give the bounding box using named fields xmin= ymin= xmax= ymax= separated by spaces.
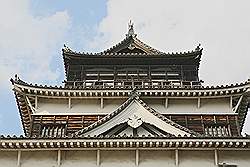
xmin=175 ymin=149 xmax=179 ymax=166
xmin=135 ymin=149 xmax=139 ymax=166
xmin=97 ymin=150 xmax=100 ymax=166
xmin=57 ymin=150 xmax=61 ymax=166
xmin=165 ymin=98 xmax=169 ymax=108
xmin=26 ymin=96 xmax=35 ymax=113
xmin=17 ymin=150 xmax=21 ymax=167
xmin=214 ymin=149 xmax=218 ymax=165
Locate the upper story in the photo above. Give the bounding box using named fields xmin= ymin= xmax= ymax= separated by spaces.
xmin=63 ymin=22 xmax=203 ymax=89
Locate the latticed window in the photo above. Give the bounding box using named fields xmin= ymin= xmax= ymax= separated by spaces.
xmin=204 ymin=125 xmax=230 ymax=137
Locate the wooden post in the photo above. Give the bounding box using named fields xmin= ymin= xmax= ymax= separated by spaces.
xmin=175 ymin=149 xmax=179 ymax=166
xmin=197 ymin=98 xmax=201 ymax=108
xmin=68 ymin=98 xmax=71 ymax=109
xmin=165 ymin=98 xmax=169 ymax=108
xmin=97 ymin=150 xmax=100 ymax=166
xmin=135 ymin=149 xmax=139 ymax=166
xmin=214 ymin=149 xmax=218 ymax=165
xmin=17 ymin=150 xmax=21 ymax=167
xmin=230 ymin=96 xmax=233 ymax=109
xmin=100 ymin=98 xmax=104 ymax=109
xmin=57 ymin=150 xmax=61 ymax=166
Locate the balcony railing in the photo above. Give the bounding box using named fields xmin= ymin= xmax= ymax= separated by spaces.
xmin=64 ymin=80 xmax=202 ymax=89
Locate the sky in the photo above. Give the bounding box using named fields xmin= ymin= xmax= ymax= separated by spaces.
xmin=0 ymin=0 xmax=250 ymax=135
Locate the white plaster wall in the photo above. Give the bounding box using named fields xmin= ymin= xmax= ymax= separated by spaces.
xmin=1 ymin=149 xmax=250 ymax=167
xmin=140 ymin=150 xmax=175 ymax=167
xmin=37 ymin=98 xmax=125 ymax=115
xmin=37 ymin=98 xmax=68 ymax=114
xmin=0 ymin=151 xmax=16 ymax=167
xmin=21 ymin=150 xmax=57 ymax=167
xmin=101 ymin=150 xmax=135 ymax=167
xmin=143 ymin=98 xmax=232 ymax=114
xmin=62 ymin=151 xmax=96 ymax=167
xmin=200 ymin=98 xmax=231 ymax=114
xmin=179 ymin=150 xmax=214 ymax=167
xmin=36 ymin=97 xmax=232 ymax=115
xmin=219 ymin=150 xmax=250 ymax=166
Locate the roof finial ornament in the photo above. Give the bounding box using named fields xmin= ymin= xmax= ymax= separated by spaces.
xmin=15 ymin=74 xmax=18 ymax=81
xmin=195 ymin=43 xmax=201 ymax=51
xmin=63 ymin=44 xmax=73 ymax=53
xmin=126 ymin=20 xmax=137 ymax=37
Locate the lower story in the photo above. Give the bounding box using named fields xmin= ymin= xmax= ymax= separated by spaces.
xmin=0 ymin=149 xmax=249 ymax=167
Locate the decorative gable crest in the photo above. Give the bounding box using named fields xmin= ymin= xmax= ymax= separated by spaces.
xmin=127 ymin=113 xmax=143 ymax=128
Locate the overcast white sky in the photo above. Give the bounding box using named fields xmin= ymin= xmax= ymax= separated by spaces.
xmin=0 ymin=0 xmax=250 ymax=134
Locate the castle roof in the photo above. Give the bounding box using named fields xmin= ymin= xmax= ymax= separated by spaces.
xmin=10 ymin=77 xmax=250 ymax=136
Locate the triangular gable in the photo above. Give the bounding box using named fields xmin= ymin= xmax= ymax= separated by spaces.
xmin=101 ymin=36 xmax=163 ymax=54
xmin=75 ymin=92 xmax=199 ymax=137
xmin=100 ymin=22 xmax=163 ymax=54
xmin=100 ymin=36 xmax=163 ymax=54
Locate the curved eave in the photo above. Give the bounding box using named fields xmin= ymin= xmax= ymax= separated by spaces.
xmin=12 ymin=91 xmax=31 ymax=137
xmin=11 ymin=79 xmax=34 ymax=137
xmin=62 ymin=46 xmax=202 ymax=76
xmin=13 ymin=92 xmax=28 ymax=136
xmin=63 ymin=49 xmax=202 ymax=58
xmin=237 ymin=95 xmax=250 ymax=132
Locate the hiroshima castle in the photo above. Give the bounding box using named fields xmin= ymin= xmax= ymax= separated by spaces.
xmin=0 ymin=22 xmax=250 ymax=167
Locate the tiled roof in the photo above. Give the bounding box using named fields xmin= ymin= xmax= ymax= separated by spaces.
xmin=62 ymin=41 xmax=202 ymax=57
xmin=1 ymin=135 xmax=250 ymax=150
xmin=62 ymin=22 xmax=203 ymax=58
xmin=10 ymin=77 xmax=250 ymax=137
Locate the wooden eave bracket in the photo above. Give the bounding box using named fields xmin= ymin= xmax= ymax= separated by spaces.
xmin=233 ymin=95 xmax=243 ymax=112
xmin=25 ymin=96 xmax=36 ymax=113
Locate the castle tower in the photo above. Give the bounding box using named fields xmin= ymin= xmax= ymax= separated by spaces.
xmin=1 ymin=22 xmax=250 ymax=167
